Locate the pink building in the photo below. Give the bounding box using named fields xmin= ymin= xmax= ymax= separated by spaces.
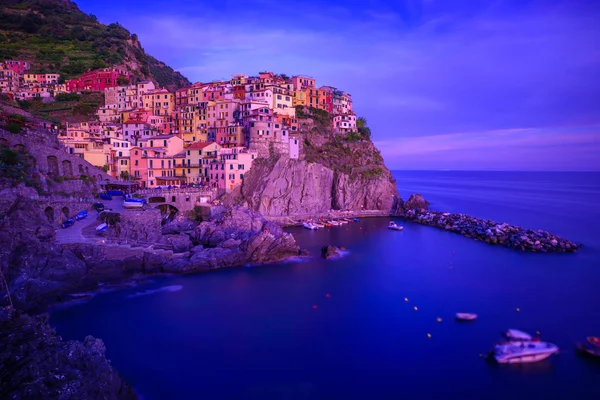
xmin=3 ymin=60 xmax=30 ymax=75
xmin=333 ymin=114 xmax=357 ymax=133
xmin=208 ymin=147 xmax=257 ymax=192
xmin=66 ymin=68 xmax=129 ymax=92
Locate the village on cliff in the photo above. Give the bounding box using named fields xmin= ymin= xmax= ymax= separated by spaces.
xmin=0 ymin=60 xmax=358 ymax=193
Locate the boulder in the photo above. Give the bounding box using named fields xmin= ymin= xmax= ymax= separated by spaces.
xmin=321 ymin=245 xmax=342 ymax=259
xmin=404 ymin=194 xmax=430 ymax=211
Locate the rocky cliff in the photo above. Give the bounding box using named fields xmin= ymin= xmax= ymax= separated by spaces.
xmin=0 ymin=307 xmax=136 ymax=399
xmin=230 ymin=116 xmax=403 ymax=219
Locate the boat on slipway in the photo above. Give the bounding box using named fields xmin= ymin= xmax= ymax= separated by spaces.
xmin=492 ymin=341 xmax=559 ymax=364
xmin=96 ymin=223 xmax=108 ymax=233
xmin=303 ymin=222 xmax=319 ymax=230
xmin=388 ymin=221 xmax=403 ymax=231
xmin=75 ymin=210 xmax=88 ymax=221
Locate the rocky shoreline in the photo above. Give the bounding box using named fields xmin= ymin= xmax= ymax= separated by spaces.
xmin=403 ymin=208 xmax=580 ymax=253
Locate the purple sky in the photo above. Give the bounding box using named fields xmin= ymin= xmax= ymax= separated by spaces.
xmin=78 ymin=0 xmax=600 ymax=170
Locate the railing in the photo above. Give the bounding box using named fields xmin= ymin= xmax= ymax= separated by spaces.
xmin=135 ymin=188 xmax=216 ymax=196
xmin=175 ymin=164 xmax=201 ymax=168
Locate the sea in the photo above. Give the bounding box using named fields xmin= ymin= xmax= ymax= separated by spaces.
xmin=50 ymin=171 xmax=600 ymax=400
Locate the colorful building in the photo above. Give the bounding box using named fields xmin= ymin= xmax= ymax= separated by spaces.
xmin=66 ymin=68 xmax=129 ymax=92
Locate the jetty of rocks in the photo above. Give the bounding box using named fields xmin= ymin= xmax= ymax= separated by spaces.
xmin=403 ymin=209 xmax=580 ymax=253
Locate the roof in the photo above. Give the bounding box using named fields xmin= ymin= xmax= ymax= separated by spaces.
xmin=187 ymin=141 xmax=217 ymax=150
xmin=173 ymin=150 xmax=186 ymax=158
xmin=138 ymin=135 xmax=176 ymax=141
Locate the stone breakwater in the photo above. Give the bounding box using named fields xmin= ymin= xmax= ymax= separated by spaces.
xmin=404 ymin=209 xmax=580 ymax=253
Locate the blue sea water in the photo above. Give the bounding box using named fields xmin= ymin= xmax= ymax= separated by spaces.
xmin=51 ymin=171 xmax=600 ymax=400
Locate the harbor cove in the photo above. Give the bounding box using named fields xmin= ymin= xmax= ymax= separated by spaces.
xmin=1 ymin=0 xmax=600 ymax=398
xmin=48 ymin=171 xmax=600 ymax=400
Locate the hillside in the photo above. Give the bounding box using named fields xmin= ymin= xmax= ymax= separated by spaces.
xmin=0 ymin=0 xmax=190 ymax=90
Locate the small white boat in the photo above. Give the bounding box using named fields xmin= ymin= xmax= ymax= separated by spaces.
xmin=493 ymin=341 xmax=559 ymax=364
xmin=303 ymin=222 xmax=318 ymax=230
xmin=503 ymin=329 xmax=533 ymax=341
xmin=96 ymin=223 xmax=108 ymax=233
xmin=311 ymin=221 xmax=325 ymax=228
xmin=337 ymin=219 xmax=349 ymax=225
xmin=388 ymin=221 xmax=403 ymax=231
xmin=329 ymin=220 xmax=340 ymax=226
xmin=456 ymin=313 xmax=478 ymax=321
xmin=123 ymin=199 xmax=144 ymax=209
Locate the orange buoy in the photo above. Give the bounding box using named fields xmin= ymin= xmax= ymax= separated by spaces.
xmin=516 ymin=307 xmax=520 ymax=312
xmin=312 ymin=305 xmax=318 ymax=310
xmin=427 ymin=333 xmax=432 ymax=339
xmin=404 ymin=297 xmax=408 ymax=302
xmin=325 ymin=293 xmax=331 ymax=299
xmin=413 ymin=306 xmax=418 ymax=311
xmin=436 ymin=317 xmax=442 ymax=323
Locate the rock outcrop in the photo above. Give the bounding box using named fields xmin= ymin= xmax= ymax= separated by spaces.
xmin=231 ymin=156 xmax=402 ymax=218
xmin=0 ymin=307 xmax=136 ymax=399
xmin=321 ymin=245 xmax=345 ymax=259
xmin=404 ymin=194 xmax=430 ymax=211
xmin=403 ymin=209 xmax=580 ymax=252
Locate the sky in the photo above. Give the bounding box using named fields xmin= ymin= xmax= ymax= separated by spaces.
xmin=77 ymin=0 xmax=600 ymax=171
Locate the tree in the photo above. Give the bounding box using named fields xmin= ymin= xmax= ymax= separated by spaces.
xmin=356 ymin=117 xmax=367 ymax=129
xmin=117 ymin=76 xmax=130 ymax=86
xmin=102 ymin=165 xmax=109 ymax=173
xmin=120 ymin=170 xmax=130 ymax=181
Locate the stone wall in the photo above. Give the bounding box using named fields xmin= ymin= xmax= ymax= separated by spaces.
xmin=107 ymin=209 xmax=162 ymax=244
xmin=138 ymin=188 xmax=217 ymax=212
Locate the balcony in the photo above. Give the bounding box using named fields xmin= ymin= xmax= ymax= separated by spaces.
xmin=175 ymin=164 xmax=201 ymax=168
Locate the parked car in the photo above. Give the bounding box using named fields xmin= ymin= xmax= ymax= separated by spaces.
xmin=93 ymin=203 xmax=105 ymax=212
xmin=99 ymin=192 xmax=112 ymax=200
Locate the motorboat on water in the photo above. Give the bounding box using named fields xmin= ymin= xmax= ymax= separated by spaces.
xmin=456 ymin=313 xmax=478 ymax=321
xmin=353 ymin=217 xmax=360 ymax=222
xmin=311 ymin=221 xmax=325 ymax=228
xmin=337 ymin=219 xmax=349 ymax=225
xmin=123 ymin=199 xmax=144 ymax=209
xmin=587 ymin=337 xmax=600 ymax=348
xmin=388 ymin=221 xmax=403 ymax=231
xmin=577 ymin=341 xmax=600 ymax=358
xmin=329 ymin=220 xmax=340 ymax=226
xmin=303 ymin=222 xmax=319 ymax=230
xmin=492 ymin=341 xmax=559 ymax=364
xmin=320 ymin=219 xmax=332 ymax=227
xmin=503 ymin=329 xmax=533 ymax=342
xmin=75 ymin=210 xmax=88 ymax=220
xmin=96 ymin=223 xmax=108 ymax=233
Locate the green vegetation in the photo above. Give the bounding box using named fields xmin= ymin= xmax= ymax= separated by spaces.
xmin=0 ymin=146 xmax=41 ymax=192
xmin=17 ymin=91 xmax=103 ymax=121
xmin=0 ymin=0 xmax=190 ymax=88
xmin=55 ymin=93 xmax=80 ymax=102
xmin=356 ymin=117 xmax=371 ymax=140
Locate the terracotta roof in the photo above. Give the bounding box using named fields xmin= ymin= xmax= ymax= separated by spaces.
xmin=187 ymin=141 xmax=217 ymax=150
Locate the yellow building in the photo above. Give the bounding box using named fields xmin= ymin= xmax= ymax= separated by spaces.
xmin=143 ymin=89 xmax=175 ymax=116
xmin=178 ymin=142 xmax=221 ymax=184
xmin=292 ymin=90 xmax=307 ymax=107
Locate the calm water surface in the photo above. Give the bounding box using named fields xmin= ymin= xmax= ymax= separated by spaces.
xmin=51 ymin=171 xmax=600 ymax=399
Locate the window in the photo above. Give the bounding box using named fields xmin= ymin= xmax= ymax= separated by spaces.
xmin=150 ymin=160 xmax=153 ymax=168
xmin=240 ymin=173 xmax=244 ymax=180
xmin=230 ymin=164 xmax=233 ymax=170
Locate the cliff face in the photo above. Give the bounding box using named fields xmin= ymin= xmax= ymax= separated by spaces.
xmin=231 ymin=126 xmax=402 ymax=219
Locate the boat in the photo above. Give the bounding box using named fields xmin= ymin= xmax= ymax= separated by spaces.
xmin=303 ymin=222 xmax=318 ymax=230
xmin=503 ymin=329 xmax=533 ymax=342
xmin=353 ymin=217 xmax=360 ymax=222
xmin=75 ymin=210 xmax=88 ymax=220
xmin=329 ymin=220 xmax=340 ymax=226
xmin=311 ymin=221 xmax=325 ymax=228
xmin=456 ymin=313 xmax=478 ymax=321
xmin=99 ymin=192 xmax=112 ymax=200
xmin=61 ymin=218 xmax=75 ymax=229
xmin=107 ymin=190 xmax=124 ymax=196
xmin=96 ymin=223 xmax=108 ymax=233
xmin=492 ymin=341 xmax=559 ymax=364
xmin=338 ymin=219 xmax=349 ymax=224
xmin=577 ymin=341 xmax=600 ymax=358
xmin=320 ymin=219 xmax=332 ymax=227
xmin=93 ymin=203 xmax=105 ymax=212
xmin=388 ymin=221 xmax=403 ymax=231
xmin=123 ymin=199 xmax=144 ymax=209
xmin=587 ymin=337 xmax=600 ymax=348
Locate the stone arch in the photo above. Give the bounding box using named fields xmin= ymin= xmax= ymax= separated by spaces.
xmin=78 ymin=164 xmax=84 ymax=174
xmin=62 ymin=159 xmax=73 ymax=176
xmin=47 ymin=155 xmax=59 ymax=176
xmin=148 ymin=196 xmax=166 ymax=203
xmin=61 ymin=206 xmax=70 ymax=218
xmin=44 ymin=206 xmax=54 ymax=223
xmin=0 ymin=138 xmax=9 ymax=148
xmin=13 ymin=144 xmax=26 ymax=153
